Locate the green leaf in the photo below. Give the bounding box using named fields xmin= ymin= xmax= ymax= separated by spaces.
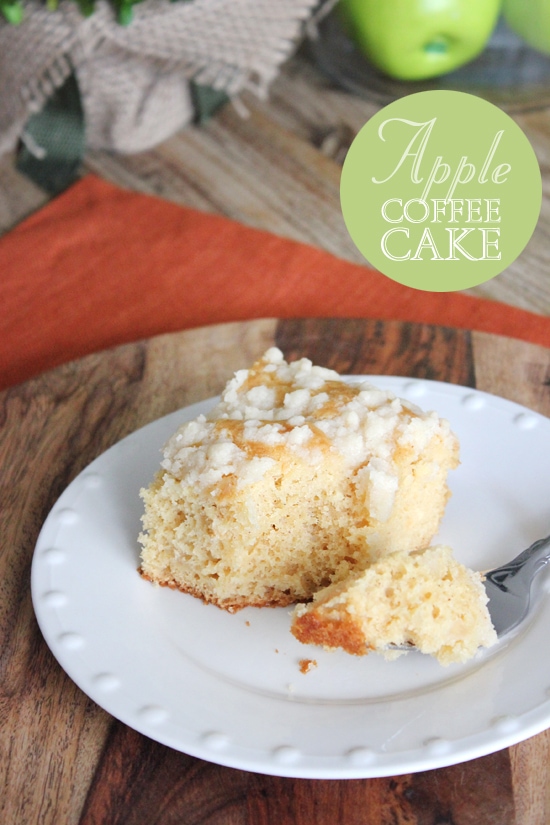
xmin=17 ymin=70 xmax=85 ymax=195
xmin=190 ymin=82 xmax=230 ymax=125
xmin=116 ymin=1 xmax=134 ymax=25
xmin=0 ymin=0 xmax=24 ymax=24
xmin=74 ymin=0 xmax=96 ymax=17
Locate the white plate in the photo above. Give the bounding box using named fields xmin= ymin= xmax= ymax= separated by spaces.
xmin=31 ymin=377 xmax=550 ymax=779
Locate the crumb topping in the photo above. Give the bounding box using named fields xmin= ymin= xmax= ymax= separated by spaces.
xmin=160 ymin=348 xmax=456 ymax=512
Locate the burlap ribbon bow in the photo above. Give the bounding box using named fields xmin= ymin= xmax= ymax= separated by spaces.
xmin=0 ymin=0 xmax=318 ymax=157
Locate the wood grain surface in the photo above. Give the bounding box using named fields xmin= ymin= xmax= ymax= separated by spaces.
xmin=2 ymin=53 xmax=550 ymax=317
xmin=2 ymin=317 xmax=550 ymax=825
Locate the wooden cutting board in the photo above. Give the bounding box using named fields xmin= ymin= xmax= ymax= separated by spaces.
xmin=3 ymin=317 xmax=550 ymax=825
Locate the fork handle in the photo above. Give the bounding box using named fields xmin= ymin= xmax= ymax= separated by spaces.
xmin=486 ymin=534 xmax=550 ymax=587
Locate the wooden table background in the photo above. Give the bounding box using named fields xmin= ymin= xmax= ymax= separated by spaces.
xmin=1 ymin=51 xmax=550 ymax=316
xmin=2 ymin=38 xmax=550 ymax=825
xmin=2 ymin=316 xmax=550 ymax=825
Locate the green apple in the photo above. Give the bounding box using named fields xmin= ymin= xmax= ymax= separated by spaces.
xmin=338 ymin=0 xmax=503 ymax=81
xmin=503 ymin=0 xmax=550 ymax=55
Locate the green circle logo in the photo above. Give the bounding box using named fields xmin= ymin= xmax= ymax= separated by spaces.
xmin=340 ymin=91 xmax=542 ymax=292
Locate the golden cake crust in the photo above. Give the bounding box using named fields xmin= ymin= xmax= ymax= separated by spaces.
xmin=138 ymin=567 xmax=296 ymax=612
xmin=291 ymin=605 xmax=374 ymax=655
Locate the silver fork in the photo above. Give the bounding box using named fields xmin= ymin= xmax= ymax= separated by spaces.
xmin=484 ymin=533 xmax=550 ymax=637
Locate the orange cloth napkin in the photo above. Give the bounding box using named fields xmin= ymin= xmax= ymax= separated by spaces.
xmin=1 ymin=174 xmax=548 ymax=391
